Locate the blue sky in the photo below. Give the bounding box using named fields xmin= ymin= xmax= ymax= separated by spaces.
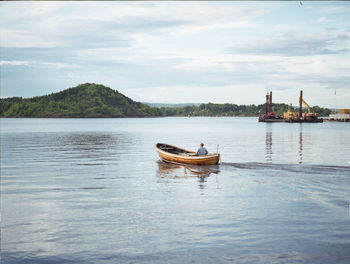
xmin=1 ymin=1 xmax=349 ymax=108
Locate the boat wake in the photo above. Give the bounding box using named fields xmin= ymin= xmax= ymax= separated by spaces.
xmin=221 ymin=162 xmax=350 ymax=175
xmin=156 ymin=159 xmax=350 ymax=179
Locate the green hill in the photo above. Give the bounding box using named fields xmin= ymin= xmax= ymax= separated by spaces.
xmin=0 ymin=83 xmax=331 ymax=118
xmin=0 ymin=83 xmax=161 ymax=118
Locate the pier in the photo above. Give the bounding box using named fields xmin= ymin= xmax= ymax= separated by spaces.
xmin=328 ymin=114 xmax=350 ymax=122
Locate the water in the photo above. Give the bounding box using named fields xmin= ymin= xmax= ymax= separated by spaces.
xmin=1 ymin=117 xmax=350 ymax=264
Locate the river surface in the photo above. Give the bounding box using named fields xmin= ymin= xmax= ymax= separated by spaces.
xmin=1 ymin=117 xmax=350 ymax=264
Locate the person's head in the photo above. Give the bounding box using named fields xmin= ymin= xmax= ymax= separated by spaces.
xmin=200 ymin=143 xmax=204 ymax=147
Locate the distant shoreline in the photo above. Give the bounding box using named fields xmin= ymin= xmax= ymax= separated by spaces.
xmin=0 ymin=115 xmax=258 ymax=119
xmin=0 ymin=83 xmax=332 ymax=118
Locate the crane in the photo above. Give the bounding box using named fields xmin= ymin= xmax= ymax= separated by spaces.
xmin=283 ymin=90 xmax=321 ymax=122
xmin=302 ymin=98 xmax=311 ymax=112
xmin=299 ymin=91 xmax=318 ymax=121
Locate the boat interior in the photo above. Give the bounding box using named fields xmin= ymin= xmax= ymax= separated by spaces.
xmin=157 ymin=143 xmax=192 ymax=155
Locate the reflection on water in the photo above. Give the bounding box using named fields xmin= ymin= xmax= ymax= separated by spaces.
xmin=54 ymin=133 xmax=123 ymax=155
xmin=61 ymin=133 xmax=117 ymax=147
xmin=48 ymin=132 xmax=132 ymax=165
xmin=156 ymin=160 xmax=220 ymax=179
xmin=265 ymin=124 xmax=304 ymax=164
xmin=156 ymin=160 xmax=220 ymax=189
xmin=299 ymin=125 xmax=303 ymax=164
xmin=265 ymin=125 xmax=273 ymax=162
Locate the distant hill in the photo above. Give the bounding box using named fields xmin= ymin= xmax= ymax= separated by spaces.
xmin=0 ymin=83 xmax=331 ymax=118
xmin=0 ymin=83 xmax=161 ymax=118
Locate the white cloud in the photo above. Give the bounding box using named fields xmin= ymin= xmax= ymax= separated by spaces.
xmin=0 ymin=1 xmax=65 ymax=23
xmin=164 ymin=3 xmax=263 ymax=36
xmin=0 ymin=60 xmax=29 ymax=66
xmin=1 ymin=29 xmax=61 ymax=48
xmin=317 ymin=17 xmax=327 ymax=23
xmin=41 ymin=62 xmax=80 ymax=69
xmin=0 ymin=2 xmax=263 ymax=48
xmin=0 ymin=60 xmax=78 ymax=69
xmin=229 ymin=30 xmax=350 ymax=56
xmin=319 ymin=5 xmax=350 ymax=14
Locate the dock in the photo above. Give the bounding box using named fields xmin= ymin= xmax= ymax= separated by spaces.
xmin=327 ymin=114 xmax=350 ymax=122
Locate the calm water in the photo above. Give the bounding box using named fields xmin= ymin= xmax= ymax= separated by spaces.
xmin=1 ymin=117 xmax=350 ymax=264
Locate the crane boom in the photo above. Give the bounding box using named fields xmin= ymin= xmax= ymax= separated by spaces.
xmin=302 ymin=98 xmax=312 ymax=113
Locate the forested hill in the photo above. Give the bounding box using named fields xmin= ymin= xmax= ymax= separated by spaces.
xmin=0 ymin=83 xmax=331 ymax=118
xmin=0 ymin=83 xmax=161 ymax=117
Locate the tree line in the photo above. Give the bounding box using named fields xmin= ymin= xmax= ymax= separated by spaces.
xmin=0 ymin=83 xmax=331 ymax=118
xmin=155 ymin=103 xmax=330 ymax=117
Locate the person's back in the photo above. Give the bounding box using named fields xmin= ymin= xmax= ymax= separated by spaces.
xmin=197 ymin=143 xmax=208 ymax=156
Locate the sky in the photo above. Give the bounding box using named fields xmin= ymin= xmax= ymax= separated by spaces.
xmin=1 ymin=1 xmax=349 ymax=108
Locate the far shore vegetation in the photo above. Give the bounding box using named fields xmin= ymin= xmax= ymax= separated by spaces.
xmin=0 ymin=83 xmax=331 ymax=118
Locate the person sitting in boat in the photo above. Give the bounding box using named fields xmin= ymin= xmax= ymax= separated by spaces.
xmin=196 ymin=143 xmax=208 ymax=156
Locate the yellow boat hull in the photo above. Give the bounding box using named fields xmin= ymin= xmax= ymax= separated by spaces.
xmin=156 ymin=143 xmax=220 ymax=165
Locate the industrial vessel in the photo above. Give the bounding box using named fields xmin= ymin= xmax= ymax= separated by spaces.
xmin=283 ymin=91 xmax=323 ymax=123
xmin=259 ymin=90 xmax=323 ymax=123
xmin=258 ymin=91 xmax=284 ymax=122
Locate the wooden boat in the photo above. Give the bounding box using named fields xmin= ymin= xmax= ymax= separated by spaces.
xmin=155 ymin=143 xmax=220 ymax=165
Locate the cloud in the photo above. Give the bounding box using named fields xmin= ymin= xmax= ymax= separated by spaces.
xmin=266 ymin=85 xmax=294 ymax=91
xmin=319 ymin=5 xmax=350 ymax=14
xmin=0 ymin=1 xmax=262 ymax=49
xmin=1 ymin=21 xmax=133 ymax=49
xmin=0 ymin=59 xmax=79 ymax=69
xmin=41 ymin=62 xmax=80 ymax=69
xmin=174 ymin=54 xmax=286 ymax=75
xmin=228 ymin=30 xmax=350 ymax=56
xmin=317 ymin=17 xmax=327 ymax=23
xmin=0 ymin=60 xmax=29 ymax=66
xmin=164 ymin=3 xmax=263 ymax=36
